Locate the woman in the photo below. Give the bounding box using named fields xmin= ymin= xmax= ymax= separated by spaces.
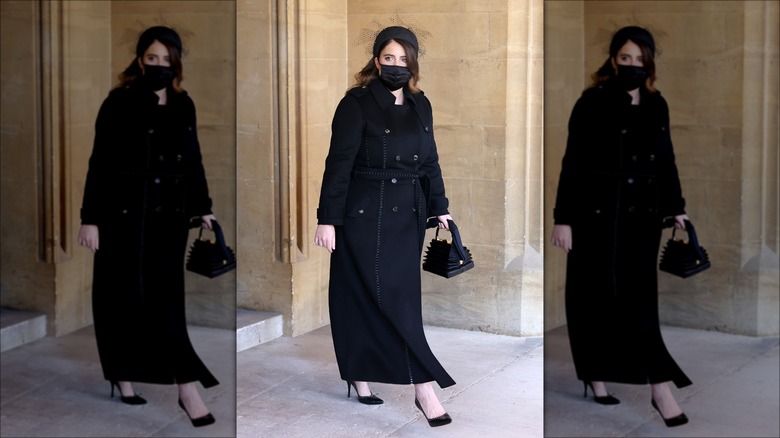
xmin=551 ymin=26 xmax=691 ymax=428
xmin=314 ymin=26 xmax=454 ymax=428
xmin=78 ymin=26 xmax=217 ymax=428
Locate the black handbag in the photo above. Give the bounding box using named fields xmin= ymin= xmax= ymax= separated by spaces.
xmin=186 ymin=219 xmax=236 ymax=278
xmin=422 ymin=219 xmax=475 ymax=278
xmin=659 ymin=219 xmax=711 ymax=278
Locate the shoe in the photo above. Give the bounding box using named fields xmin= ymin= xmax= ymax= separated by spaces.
xmin=651 ymin=398 xmax=689 ymax=427
xmin=178 ymin=398 xmax=216 ymax=427
xmin=347 ymin=381 xmax=384 ymax=405
xmin=583 ymin=381 xmax=620 ymax=405
xmin=414 ymin=398 xmax=452 ymax=427
xmin=110 ymin=381 xmax=147 ymax=405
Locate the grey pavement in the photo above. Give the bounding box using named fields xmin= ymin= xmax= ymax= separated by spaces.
xmin=3 ymin=320 xmax=773 ymax=437
xmin=237 ymin=325 xmax=544 ymax=438
xmin=544 ymin=324 xmax=780 ymax=438
xmin=0 ymin=325 xmax=235 ymax=438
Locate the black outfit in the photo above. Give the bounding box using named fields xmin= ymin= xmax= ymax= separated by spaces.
xmin=81 ymin=84 xmax=218 ymax=388
xmin=553 ymin=82 xmax=692 ymax=388
xmin=317 ymin=79 xmax=455 ymax=388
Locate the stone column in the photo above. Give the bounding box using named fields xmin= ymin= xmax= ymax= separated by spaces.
xmin=0 ymin=0 xmax=111 ymax=336
xmin=738 ymin=0 xmax=779 ymax=335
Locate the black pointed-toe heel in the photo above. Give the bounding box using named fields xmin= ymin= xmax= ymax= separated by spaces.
xmin=178 ymin=398 xmax=216 ymax=427
xmin=583 ymin=381 xmax=620 ymax=405
xmin=414 ymin=398 xmax=452 ymax=427
xmin=651 ymin=398 xmax=689 ymax=427
xmin=110 ymin=381 xmax=147 ymax=405
xmin=347 ymin=381 xmax=384 ymax=405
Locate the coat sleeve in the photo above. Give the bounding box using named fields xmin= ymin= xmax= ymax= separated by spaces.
xmin=655 ymin=96 xmax=686 ymax=218
xmin=80 ymin=95 xmax=117 ymax=225
xmin=417 ymin=95 xmax=449 ymax=217
xmin=317 ymin=96 xmax=363 ymax=225
xmin=553 ymin=94 xmax=590 ymax=225
xmin=183 ymin=96 xmax=213 ymax=218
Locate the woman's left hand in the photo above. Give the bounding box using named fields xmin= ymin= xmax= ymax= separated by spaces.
xmin=200 ymin=214 xmax=217 ymax=230
xmin=437 ymin=214 xmax=453 ymax=230
xmin=673 ymin=214 xmax=689 ymax=230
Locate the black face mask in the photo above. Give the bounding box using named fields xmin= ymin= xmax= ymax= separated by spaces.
xmin=378 ymin=64 xmax=411 ymax=91
xmin=615 ymin=65 xmax=648 ymax=91
xmin=141 ymin=64 xmax=175 ymax=91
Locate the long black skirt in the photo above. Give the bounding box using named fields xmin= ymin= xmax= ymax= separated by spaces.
xmin=328 ymin=178 xmax=455 ymax=388
xmin=565 ymin=214 xmax=691 ymax=388
xmin=91 ymin=215 xmax=218 ymax=388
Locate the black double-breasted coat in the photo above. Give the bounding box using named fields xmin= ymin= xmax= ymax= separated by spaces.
xmin=553 ymin=82 xmax=692 ymax=388
xmin=81 ymin=84 xmax=218 ymax=388
xmin=317 ymin=79 xmax=455 ymax=388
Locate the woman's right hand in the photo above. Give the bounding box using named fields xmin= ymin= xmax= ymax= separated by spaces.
xmin=314 ymin=224 xmax=336 ymax=253
xmin=78 ymin=225 xmax=99 ymax=253
xmin=551 ymin=224 xmax=572 ymax=253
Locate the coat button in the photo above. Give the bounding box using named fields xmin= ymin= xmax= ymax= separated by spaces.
xmin=159 ymin=155 xmax=165 ymax=161
xmin=392 ymin=206 xmax=398 ymax=212
xmin=121 ymin=209 xmax=128 ymax=214
xmin=412 ymin=207 xmax=416 ymax=212
xmin=385 ymin=129 xmax=390 ymax=134
xmin=627 ymin=178 xmax=634 ymax=184
xmin=413 ymin=155 xmax=418 ymax=161
xmin=628 ymin=206 xmax=636 ymax=213
xmin=174 ymin=178 xmax=181 ymax=184
xmin=621 ymin=129 xmax=627 ymax=134
xmin=649 ymin=154 xmax=655 ymax=161
xmin=631 ymin=155 xmax=638 ymax=162
xmin=395 ymin=155 xmax=401 ymax=161
xmin=176 ymin=154 xmax=183 ymax=161
xmin=155 ymin=206 xmax=162 ymax=213
xmin=595 ymin=209 xmax=601 ymax=214
xmin=391 ymin=178 xmax=397 ymax=184
xmin=424 ymin=127 xmax=430 ymax=132
xmin=154 ymin=178 xmax=161 ymax=184
xmin=661 ymin=126 xmax=666 ymax=132
xmin=358 ymin=209 xmax=364 ymax=214
xmin=188 ymin=126 xmax=193 ymax=131
xmin=148 ymin=128 xmax=154 ymax=134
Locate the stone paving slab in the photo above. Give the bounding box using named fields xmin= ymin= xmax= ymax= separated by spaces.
xmin=544 ymin=325 xmax=780 ymax=438
xmin=0 ymin=325 xmax=235 ymax=438
xmin=237 ymin=325 xmax=544 ymax=438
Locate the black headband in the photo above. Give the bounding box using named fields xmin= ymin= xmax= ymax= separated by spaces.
xmin=136 ymin=26 xmax=182 ymax=57
xmin=372 ymin=26 xmax=419 ymax=57
xmin=609 ymin=26 xmax=655 ymax=57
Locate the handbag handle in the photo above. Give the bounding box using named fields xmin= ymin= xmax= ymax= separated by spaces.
xmin=434 ymin=219 xmax=470 ymax=263
xmin=195 ymin=219 xmax=231 ymax=258
xmin=671 ymin=219 xmax=706 ymax=259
